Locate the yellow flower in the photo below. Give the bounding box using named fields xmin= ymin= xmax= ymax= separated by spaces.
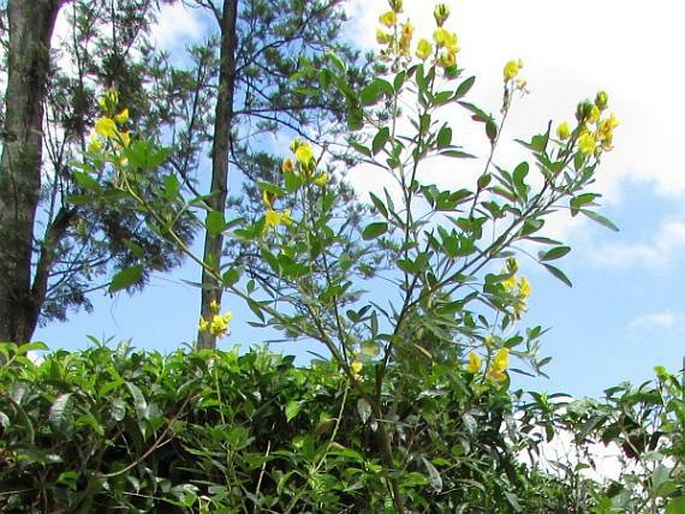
xmin=379 ymin=10 xmax=397 ymax=27
xmin=118 ymin=130 xmax=131 ymax=148
xmin=210 ymin=299 xmax=220 ymax=313
xmin=433 ymin=27 xmax=450 ymax=47
xmin=399 ymin=21 xmax=414 ymax=54
xmin=502 ymin=274 xmax=516 ymax=291
xmin=376 ymin=29 xmax=392 ymax=45
xmin=416 ymin=38 xmax=432 ymax=60
xmin=265 ymin=209 xmax=283 ymax=228
xmin=350 ymin=360 xmax=363 ymax=375
xmin=488 ymin=348 xmax=509 ymax=381
xmin=434 ymin=4 xmax=450 ymax=26
xmin=281 ymin=209 xmax=293 ymax=226
xmin=312 ymin=172 xmax=328 ymax=187
xmin=295 ymin=143 xmax=314 ymax=164
xmin=588 ymin=105 xmax=601 ymax=124
xmin=503 ymin=59 xmax=523 ymax=81
xmin=87 ymin=132 xmax=102 ymax=153
xmin=198 ymin=317 xmax=209 ymax=332
xmin=597 ymin=113 xmax=619 ymax=149
xmin=114 ymin=108 xmax=129 ymax=124
xmin=439 ymin=49 xmax=457 ymax=69
xmin=556 ymin=121 xmax=571 ymax=140
xmin=94 ymin=117 xmax=117 ymax=139
xmin=518 ymin=276 xmax=532 ymax=298
xmin=208 ymin=312 xmax=232 ymax=338
xmin=578 ymin=132 xmax=596 ymax=155
xmin=281 ymin=158 xmax=294 ymax=173
xmin=466 ymin=352 xmax=482 ymax=373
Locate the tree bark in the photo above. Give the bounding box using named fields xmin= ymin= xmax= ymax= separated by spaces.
xmin=0 ymin=0 xmax=66 ymax=343
xmin=197 ymin=0 xmax=238 ymax=349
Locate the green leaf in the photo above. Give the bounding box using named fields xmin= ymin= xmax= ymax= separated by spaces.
xmin=436 ymin=126 xmax=452 ymax=148
xmin=581 ymin=209 xmax=619 ymax=232
xmin=350 ymin=140 xmax=371 ymax=158
xmin=368 ymin=192 xmax=388 ymax=218
xmin=356 ymin=398 xmax=371 ymax=424
xmin=543 ymin=263 xmax=572 ymax=287
xmin=486 ymin=120 xmax=498 ymax=142
xmin=454 ymin=76 xmax=476 ymax=98
xmin=666 ymin=497 xmax=685 ymax=514
xmin=360 ymin=341 xmax=380 ymax=357
xmin=372 ymin=127 xmax=390 ymax=155
xmin=439 ymin=149 xmax=476 ymax=159
xmin=126 ymin=382 xmax=148 ymax=422
xmin=285 ymin=401 xmax=302 ymax=422
xmin=109 ymin=265 xmax=144 ymax=293
xmin=206 ymin=211 xmax=225 ymax=236
xmin=49 ymin=393 xmax=73 ymax=434
xmin=539 ymin=246 xmax=571 ymax=262
xmin=360 ymin=78 xmax=393 ymax=105
xmin=362 ymin=222 xmax=388 ymax=240
xmin=570 ymin=193 xmax=600 ymax=215
xmin=421 ymin=457 xmax=443 ymax=493
xmin=73 ymin=171 xmax=101 ymax=192
xmin=222 ymin=268 xmax=241 ymax=288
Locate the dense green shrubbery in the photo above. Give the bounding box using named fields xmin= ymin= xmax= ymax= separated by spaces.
xmin=1 ymin=342 xmax=682 ymax=512
xmin=0 ymin=342 xmax=575 ymax=512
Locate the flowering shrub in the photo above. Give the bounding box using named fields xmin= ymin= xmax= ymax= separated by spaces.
xmin=63 ymin=1 xmax=653 ymax=511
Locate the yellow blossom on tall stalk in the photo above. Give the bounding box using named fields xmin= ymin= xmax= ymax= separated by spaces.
xmin=312 ymin=172 xmax=328 ymax=187
xmin=416 ymin=38 xmax=432 ymax=60
xmin=488 ymin=348 xmax=509 ymax=381
xmin=578 ymin=132 xmax=596 ymax=155
xmin=466 ymin=352 xmax=482 ymax=373
xmin=350 ymin=360 xmax=363 ymax=376
xmin=379 ymin=10 xmax=397 ymax=27
xmin=556 ymin=121 xmax=571 ymax=140
xmin=198 ymin=302 xmax=233 ymax=338
xmin=114 ymin=108 xmax=129 ymax=124
xmin=94 ymin=117 xmax=117 ymax=139
xmin=376 ymin=29 xmax=392 ymax=45
xmin=294 ymin=142 xmax=314 ymax=165
xmin=399 ymin=21 xmax=414 ymax=54
xmin=503 ymin=59 xmax=523 ymax=81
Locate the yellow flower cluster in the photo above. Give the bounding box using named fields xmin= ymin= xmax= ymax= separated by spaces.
xmin=198 ymin=300 xmax=233 ymax=338
xmin=501 ymin=258 xmax=532 ymax=319
xmin=556 ymin=91 xmax=619 ymax=157
xmin=88 ymin=90 xmax=131 ymax=153
xmin=488 ymin=348 xmax=509 ymax=381
xmin=465 ymin=347 xmax=510 ymax=382
xmin=350 ymin=360 xmax=363 ymax=377
xmin=377 ymin=2 xmax=458 ymax=69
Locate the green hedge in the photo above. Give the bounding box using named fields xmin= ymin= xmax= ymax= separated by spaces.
xmin=0 ymin=341 xmax=593 ymax=513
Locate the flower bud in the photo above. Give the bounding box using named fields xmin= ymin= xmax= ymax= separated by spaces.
xmin=595 ymin=90 xmax=609 ymax=110
xmin=388 ymin=0 xmax=403 ymax=12
xmin=434 ymin=4 xmax=450 ymax=26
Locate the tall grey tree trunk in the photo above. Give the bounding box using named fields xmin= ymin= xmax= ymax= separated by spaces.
xmin=0 ymin=0 xmax=66 ymax=343
xmin=197 ymin=0 xmax=238 ymax=349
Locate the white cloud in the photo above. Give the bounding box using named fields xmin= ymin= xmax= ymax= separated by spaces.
xmin=590 ymin=219 xmax=685 ymax=268
xmin=150 ymin=3 xmax=204 ymax=51
xmin=628 ymin=311 xmax=677 ymax=330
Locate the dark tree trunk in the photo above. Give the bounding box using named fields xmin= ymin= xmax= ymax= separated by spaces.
xmin=197 ymin=0 xmax=238 ymax=349
xmin=0 ymin=0 xmax=66 ymax=343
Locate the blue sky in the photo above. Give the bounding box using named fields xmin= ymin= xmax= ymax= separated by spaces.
xmin=36 ymin=1 xmax=685 ymax=399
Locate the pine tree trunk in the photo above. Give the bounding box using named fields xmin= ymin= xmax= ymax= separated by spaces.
xmin=197 ymin=0 xmax=238 ymax=349
xmin=0 ymin=0 xmax=66 ymax=343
